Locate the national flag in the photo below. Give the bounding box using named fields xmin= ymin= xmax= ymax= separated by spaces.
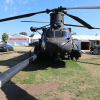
xmin=6 ymin=31 xmax=8 ymax=34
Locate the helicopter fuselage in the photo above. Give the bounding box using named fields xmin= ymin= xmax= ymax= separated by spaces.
xmin=41 ymin=27 xmax=72 ymax=56
xmin=33 ymin=11 xmax=82 ymax=60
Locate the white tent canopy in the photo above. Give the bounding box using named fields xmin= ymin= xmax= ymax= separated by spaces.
xmin=72 ymin=35 xmax=100 ymax=41
xmin=32 ymin=34 xmax=41 ymax=39
xmin=7 ymin=34 xmax=31 ymax=46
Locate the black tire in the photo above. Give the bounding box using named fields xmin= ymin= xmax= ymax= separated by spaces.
xmin=12 ymin=48 xmax=14 ymax=51
xmin=34 ymin=45 xmax=38 ymax=54
xmin=71 ymin=56 xmax=73 ymax=60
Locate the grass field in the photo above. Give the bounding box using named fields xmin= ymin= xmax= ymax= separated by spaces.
xmin=0 ymin=51 xmax=100 ymax=100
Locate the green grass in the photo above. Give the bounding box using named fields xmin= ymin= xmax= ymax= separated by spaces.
xmin=1 ymin=52 xmax=100 ymax=100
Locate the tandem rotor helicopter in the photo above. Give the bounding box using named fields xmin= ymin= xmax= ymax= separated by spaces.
xmin=1 ymin=6 xmax=100 ymax=61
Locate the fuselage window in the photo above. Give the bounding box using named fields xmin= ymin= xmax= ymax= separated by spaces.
xmin=55 ymin=20 xmax=61 ymax=24
xmin=55 ymin=31 xmax=61 ymax=37
xmin=68 ymin=32 xmax=70 ymax=38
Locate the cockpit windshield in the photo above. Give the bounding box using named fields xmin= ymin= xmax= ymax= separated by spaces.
xmin=62 ymin=31 xmax=70 ymax=38
xmin=54 ymin=31 xmax=70 ymax=38
xmin=46 ymin=28 xmax=70 ymax=38
xmin=55 ymin=31 xmax=61 ymax=37
xmin=46 ymin=29 xmax=54 ymax=38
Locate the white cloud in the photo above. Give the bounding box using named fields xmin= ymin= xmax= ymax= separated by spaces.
xmin=14 ymin=7 xmax=17 ymax=10
xmin=14 ymin=12 xmax=16 ymax=15
xmin=17 ymin=0 xmax=21 ymax=3
xmin=6 ymin=0 xmax=14 ymax=4
xmin=35 ymin=2 xmax=38 ymax=5
xmin=6 ymin=0 xmax=9 ymax=3
xmin=5 ymin=6 xmax=8 ymax=10
xmin=10 ymin=14 xmax=13 ymax=17
xmin=28 ymin=7 xmax=30 ymax=10
xmin=10 ymin=12 xmax=16 ymax=17
xmin=23 ymin=0 xmax=28 ymax=4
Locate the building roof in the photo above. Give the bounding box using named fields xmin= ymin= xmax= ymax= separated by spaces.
xmin=32 ymin=34 xmax=41 ymax=39
xmin=72 ymin=35 xmax=100 ymax=41
xmin=9 ymin=34 xmax=31 ymax=38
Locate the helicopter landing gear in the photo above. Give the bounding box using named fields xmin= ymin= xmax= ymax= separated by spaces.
xmin=54 ymin=56 xmax=62 ymax=61
xmin=75 ymin=57 xmax=79 ymax=61
xmin=70 ymin=56 xmax=74 ymax=60
xmin=54 ymin=53 xmax=62 ymax=61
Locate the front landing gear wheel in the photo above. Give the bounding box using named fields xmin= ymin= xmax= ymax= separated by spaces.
xmin=71 ymin=56 xmax=74 ymax=60
xmin=75 ymin=57 xmax=79 ymax=61
xmin=68 ymin=56 xmax=70 ymax=60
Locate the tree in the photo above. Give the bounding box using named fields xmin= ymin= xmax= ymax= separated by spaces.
xmin=29 ymin=33 xmax=34 ymax=37
xmin=19 ymin=32 xmax=27 ymax=36
xmin=2 ymin=33 xmax=8 ymax=42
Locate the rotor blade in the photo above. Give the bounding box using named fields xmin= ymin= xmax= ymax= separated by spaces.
xmin=0 ymin=10 xmax=47 ymax=22
xmin=63 ymin=11 xmax=94 ymax=29
xmin=64 ymin=24 xmax=100 ymax=29
xmin=21 ymin=21 xmax=49 ymax=23
xmin=65 ymin=6 xmax=100 ymax=10
xmin=37 ymin=24 xmax=50 ymax=29
xmin=64 ymin=24 xmax=86 ymax=28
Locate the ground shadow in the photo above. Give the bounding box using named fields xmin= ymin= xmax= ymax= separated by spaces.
xmin=1 ymin=81 xmax=38 ymax=100
xmin=0 ymin=50 xmax=66 ymax=71
xmin=0 ymin=51 xmax=32 ymax=68
xmin=0 ymin=71 xmax=37 ymax=100
xmin=23 ymin=59 xmax=66 ymax=71
xmin=78 ymin=60 xmax=100 ymax=66
xmin=0 ymin=51 xmax=16 ymax=55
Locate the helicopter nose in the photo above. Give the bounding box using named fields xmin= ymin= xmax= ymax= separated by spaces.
xmin=46 ymin=38 xmax=72 ymax=53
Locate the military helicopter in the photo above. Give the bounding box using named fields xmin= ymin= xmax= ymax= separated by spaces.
xmin=1 ymin=6 xmax=100 ymax=61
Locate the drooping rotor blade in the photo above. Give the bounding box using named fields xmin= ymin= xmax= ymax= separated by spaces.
xmin=65 ymin=6 xmax=100 ymax=10
xmin=63 ymin=11 xmax=94 ymax=29
xmin=64 ymin=24 xmax=100 ymax=29
xmin=0 ymin=10 xmax=48 ymax=22
xmin=21 ymin=21 xmax=49 ymax=23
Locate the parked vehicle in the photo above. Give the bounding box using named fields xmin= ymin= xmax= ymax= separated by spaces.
xmin=90 ymin=46 xmax=100 ymax=55
xmin=0 ymin=44 xmax=14 ymax=52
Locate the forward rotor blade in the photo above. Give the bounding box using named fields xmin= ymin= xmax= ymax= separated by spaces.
xmin=64 ymin=24 xmax=100 ymax=29
xmin=0 ymin=10 xmax=47 ymax=22
xmin=63 ymin=11 xmax=94 ymax=29
xmin=21 ymin=21 xmax=49 ymax=23
xmin=65 ymin=6 xmax=100 ymax=10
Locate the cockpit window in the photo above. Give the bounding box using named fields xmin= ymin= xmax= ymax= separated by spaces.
xmin=62 ymin=31 xmax=70 ymax=38
xmin=55 ymin=31 xmax=61 ymax=37
xmin=62 ymin=31 xmax=67 ymax=37
xmin=46 ymin=30 xmax=54 ymax=38
xmin=55 ymin=20 xmax=61 ymax=24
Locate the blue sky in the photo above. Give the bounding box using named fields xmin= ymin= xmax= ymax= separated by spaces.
xmin=0 ymin=0 xmax=100 ymax=38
